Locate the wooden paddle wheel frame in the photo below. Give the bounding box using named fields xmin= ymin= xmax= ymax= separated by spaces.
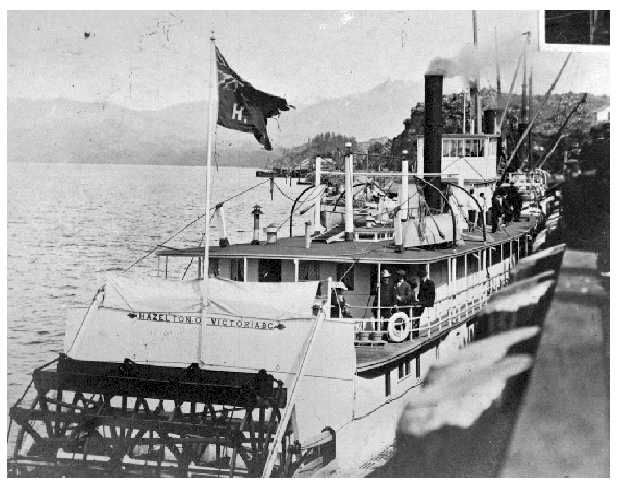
xmin=8 ymin=354 xmax=302 ymax=477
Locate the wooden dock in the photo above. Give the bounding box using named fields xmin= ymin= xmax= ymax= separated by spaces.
xmin=500 ymin=249 xmax=609 ymax=477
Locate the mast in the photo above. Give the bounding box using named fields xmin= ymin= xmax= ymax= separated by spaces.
xmin=204 ymin=31 xmax=218 ymax=279
xmin=520 ymin=43 xmax=527 ymax=125
xmin=529 ymin=66 xmax=533 ymax=167
xmin=472 ymin=10 xmax=482 ymax=134
xmin=518 ymin=32 xmax=530 ymax=169
xmin=500 ymin=53 xmax=572 ymax=183
xmin=495 ymin=26 xmax=501 ymax=96
xmin=536 ymin=93 xmax=587 ymax=169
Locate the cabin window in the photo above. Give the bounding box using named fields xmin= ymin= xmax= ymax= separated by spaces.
xmin=415 ymin=355 xmax=421 ymax=379
xmin=299 ymin=260 xmax=320 ymax=281
xmin=398 ymin=360 xmax=411 ymax=381
xmin=385 ymin=371 xmax=391 ymax=397
xmin=208 ymin=258 xmax=219 ymax=278
xmin=491 ymin=246 xmax=502 ymax=265
xmin=369 ymin=264 xmax=378 ymax=295
xmin=258 ymin=259 xmax=282 ymax=283
xmin=230 ymin=258 xmax=244 ymax=282
xmin=502 ymin=243 xmax=511 ymax=262
xmin=456 ymin=255 xmax=466 ymax=279
xmin=468 ymin=252 xmax=480 ymax=273
xmin=337 ymin=264 xmax=355 ymax=291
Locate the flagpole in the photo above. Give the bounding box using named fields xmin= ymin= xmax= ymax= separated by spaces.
xmin=200 ymin=31 xmax=217 ymax=362
xmin=205 ymin=31 xmax=217 ymax=279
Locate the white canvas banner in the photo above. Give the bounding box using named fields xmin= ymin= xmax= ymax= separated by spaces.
xmin=103 ymin=273 xmax=319 ymax=320
xmin=203 ymin=277 xmax=320 ymax=320
xmin=103 ymin=272 xmax=202 ymax=313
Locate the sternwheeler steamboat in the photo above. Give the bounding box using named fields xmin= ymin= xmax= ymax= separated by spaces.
xmin=8 ymin=43 xmax=548 ymax=477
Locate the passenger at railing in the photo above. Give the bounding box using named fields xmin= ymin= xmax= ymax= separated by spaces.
xmin=394 ymin=270 xmax=413 ymax=314
xmin=330 ymin=287 xmax=347 ymax=318
xmin=477 ymin=193 xmax=485 ymax=228
xmin=512 ymin=185 xmax=522 ymax=222
xmin=375 ymin=269 xmax=396 ymax=319
xmin=506 ymin=182 xmax=521 ymax=223
xmin=467 ymin=188 xmax=478 ymax=232
xmin=341 ymin=304 xmax=353 ymax=318
xmin=491 ymin=192 xmax=502 ymax=233
xmin=417 ymin=273 xmax=436 ymax=317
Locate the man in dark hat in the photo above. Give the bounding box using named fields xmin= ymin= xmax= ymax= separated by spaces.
xmin=491 ymin=192 xmax=502 ymax=233
xmin=394 ymin=269 xmax=413 ymax=313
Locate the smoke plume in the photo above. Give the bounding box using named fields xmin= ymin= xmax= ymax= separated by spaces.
xmin=426 ymin=32 xmax=531 ymax=85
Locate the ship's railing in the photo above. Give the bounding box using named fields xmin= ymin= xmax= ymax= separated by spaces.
xmin=345 ymin=268 xmax=510 ymax=344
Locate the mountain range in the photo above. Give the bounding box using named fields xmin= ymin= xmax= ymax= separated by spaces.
xmin=8 ymin=79 xmax=423 ymax=167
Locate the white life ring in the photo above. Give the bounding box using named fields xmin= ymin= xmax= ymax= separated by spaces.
xmin=387 ymin=312 xmax=410 ymax=342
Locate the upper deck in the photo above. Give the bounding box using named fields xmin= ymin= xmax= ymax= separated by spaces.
xmin=157 ymin=218 xmax=536 ymax=265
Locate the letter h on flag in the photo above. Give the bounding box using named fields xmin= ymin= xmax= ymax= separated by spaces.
xmin=216 ymin=47 xmax=292 ymax=151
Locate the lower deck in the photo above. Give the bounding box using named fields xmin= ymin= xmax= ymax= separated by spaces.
xmin=355 ymin=310 xmax=476 ymax=372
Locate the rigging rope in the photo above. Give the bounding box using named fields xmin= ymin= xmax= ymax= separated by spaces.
xmin=123 ymin=179 xmax=271 ymax=272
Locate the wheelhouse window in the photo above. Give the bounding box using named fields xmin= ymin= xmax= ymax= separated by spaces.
xmin=337 ymin=264 xmax=355 ymax=291
xmin=443 ymin=138 xmax=486 ymax=158
xmin=230 ymin=258 xmax=244 ymax=282
xmin=299 ymin=260 xmax=320 ymax=281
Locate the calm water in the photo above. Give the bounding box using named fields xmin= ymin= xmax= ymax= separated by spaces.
xmin=7 ymin=163 xmax=309 ymax=409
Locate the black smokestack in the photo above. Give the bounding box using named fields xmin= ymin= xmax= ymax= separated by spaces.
xmin=424 ymin=73 xmax=444 ymax=211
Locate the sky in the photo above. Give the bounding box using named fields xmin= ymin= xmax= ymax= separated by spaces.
xmin=7 ymin=9 xmax=611 ymax=111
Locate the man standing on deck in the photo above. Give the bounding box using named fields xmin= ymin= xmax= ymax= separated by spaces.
xmin=506 ymin=182 xmax=521 ymax=223
xmin=491 ymin=192 xmax=502 ymax=233
xmin=468 ymin=188 xmax=478 ymax=232
xmin=376 ymin=269 xmax=396 ymax=319
xmin=394 ymin=270 xmax=413 ymax=313
xmin=512 ymin=186 xmax=522 ymax=222
xmin=418 ymin=272 xmax=436 ymax=311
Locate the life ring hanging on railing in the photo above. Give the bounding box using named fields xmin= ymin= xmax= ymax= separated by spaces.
xmin=387 ymin=312 xmax=409 ymax=342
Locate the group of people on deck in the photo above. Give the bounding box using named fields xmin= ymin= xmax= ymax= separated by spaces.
xmin=375 ymin=269 xmax=435 ymax=324
xmin=329 ymin=268 xmax=436 ymax=322
xmin=465 ymin=182 xmax=523 ymax=234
